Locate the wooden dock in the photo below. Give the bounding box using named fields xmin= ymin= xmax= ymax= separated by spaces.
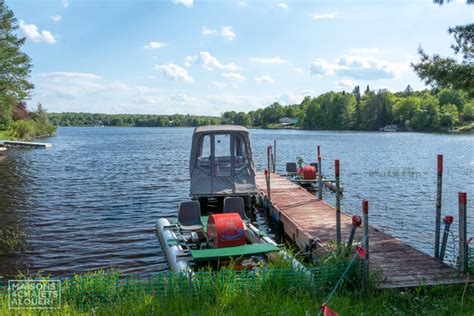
xmin=0 ymin=140 xmax=52 ymax=148
xmin=256 ymin=172 xmax=467 ymax=288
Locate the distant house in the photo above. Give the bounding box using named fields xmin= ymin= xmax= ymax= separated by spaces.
xmin=278 ymin=117 xmax=298 ymax=126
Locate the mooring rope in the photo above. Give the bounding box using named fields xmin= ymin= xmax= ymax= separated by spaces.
xmin=317 ymin=237 xmax=366 ymax=316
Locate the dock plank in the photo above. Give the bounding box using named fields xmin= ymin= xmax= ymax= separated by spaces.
xmin=256 ymin=172 xmax=467 ymax=288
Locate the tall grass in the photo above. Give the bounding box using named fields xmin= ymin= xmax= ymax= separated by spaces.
xmin=1 ymin=270 xmax=474 ymax=315
xmin=0 ymin=228 xmax=27 ymax=255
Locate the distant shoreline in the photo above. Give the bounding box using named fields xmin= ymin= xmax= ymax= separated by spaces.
xmin=53 ymin=125 xmax=474 ymax=134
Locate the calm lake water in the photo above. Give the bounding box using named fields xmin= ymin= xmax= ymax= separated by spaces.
xmin=0 ymin=127 xmax=473 ymax=278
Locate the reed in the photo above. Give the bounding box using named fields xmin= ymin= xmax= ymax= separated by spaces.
xmin=0 ymin=228 xmax=27 ymax=255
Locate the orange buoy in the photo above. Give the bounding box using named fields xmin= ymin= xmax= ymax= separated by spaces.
xmin=298 ymin=165 xmax=317 ymax=180
xmin=207 ymin=213 xmax=245 ymax=248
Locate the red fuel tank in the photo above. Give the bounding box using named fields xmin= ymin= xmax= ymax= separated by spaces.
xmin=298 ymin=165 xmax=317 ymax=180
xmin=207 ymin=213 xmax=245 ymax=248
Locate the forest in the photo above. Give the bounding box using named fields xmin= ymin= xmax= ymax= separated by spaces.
xmin=49 ymin=86 xmax=474 ymax=132
xmin=0 ymin=1 xmax=55 ymax=139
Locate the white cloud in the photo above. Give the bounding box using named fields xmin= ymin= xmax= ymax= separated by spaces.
xmin=19 ymin=20 xmax=56 ymax=44
xmin=333 ymin=79 xmax=358 ymax=90
xmin=62 ymin=0 xmax=69 ymax=8
xmin=170 ymin=93 xmax=189 ymax=102
xmin=276 ymin=2 xmax=288 ymax=9
xmin=309 ymin=58 xmax=336 ymax=78
xmin=50 ymin=15 xmax=62 ymax=22
xmin=202 ymin=27 xmax=217 ymax=36
xmin=221 ymin=26 xmax=236 ymax=40
xmin=32 ymin=72 xmax=196 ymax=114
xmin=183 ymin=55 xmax=197 ymax=67
xmin=198 ymin=52 xmax=240 ymax=71
xmin=211 ymin=81 xmax=227 ymax=89
xmin=309 ymin=51 xmax=408 ymax=80
xmin=312 ymin=12 xmax=338 ymax=20
xmin=203 ymin=26 xmax=237 ymax=41
xmin=155 ymin=64 xmax=195 ymax=83
xmin=237 ymin=1 xmax=246 ymax=6
xmin=251 ymin=56 xmax=289 ymax=65
xmin=255 ymin=75 xmax=275 ymax=84
xmin=144 ymin=41 xmax=166 ymax=49
xmin=184 ymin=52 xmax=240 ymax=71
xmin=173 ymin=0 xmax=193 ymax=7
xmin=222 ymin=72 xmax=245 ymax=82
xmin=36 ymin=72 xmax=102 ymax=81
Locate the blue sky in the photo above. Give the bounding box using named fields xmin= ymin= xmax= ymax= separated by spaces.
xmin=8 ymin=0 xmax=473 ymax=115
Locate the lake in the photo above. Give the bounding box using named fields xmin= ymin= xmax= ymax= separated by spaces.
xmin=0 ymin=127 xmax=472 ymax=278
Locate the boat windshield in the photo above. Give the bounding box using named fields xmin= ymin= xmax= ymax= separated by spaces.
xmin=196 ymin=133 xmax=249 ymax=177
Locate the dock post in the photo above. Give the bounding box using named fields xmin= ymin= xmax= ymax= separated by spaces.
xmin=267 ymin=146 xmax=272 ymax=174
xmin=264 ymin=169 xmax=271 ymax=205
xmin=362 ymin=199 xmax=369 ymax=294
xmin=458 ymin=192 xmax=468 ymax=273
xmin=439 ymin=215 xmax=453 ymax=263
xmin=335 ymin=160 xmax=341 ymax=246
xmin=347 ymin=215 xmax=362 ymax=250
xmin=435 ymin=154 xmax=443 ymax=259
xmin=273 ymin=140 xmax=277 ymax=173
xmin=318 ymin=155 xmax=322 ymax=200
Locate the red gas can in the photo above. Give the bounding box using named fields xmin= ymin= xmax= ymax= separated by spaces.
xmin=299 ymin=165 xmax=317 ymax=180
xmin=207 ymin=213 xmax=245 ymax=248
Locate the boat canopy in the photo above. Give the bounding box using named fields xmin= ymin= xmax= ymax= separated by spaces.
xmin=189 ymin=125 xmax=256 ymax=197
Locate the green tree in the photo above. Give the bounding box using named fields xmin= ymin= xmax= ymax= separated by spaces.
xmin=463 ymin=100 xmax=474 ymax=120
xmin=412 ymin=1 xmax=473 ymax=97
xmin=439 ymin=103 xmax=459 ymax=128
xmin=352 ymin=85 xmax=362 ymax=129
xmin=393 ymin=96 xmax=421 ymax=129
xmin=412 ymin=95 xmax=440 ymax=130
xmin=0 ymin=0 xmax=33 ymax=129
xmin=438 ymin=88 xmax=465 ymax=111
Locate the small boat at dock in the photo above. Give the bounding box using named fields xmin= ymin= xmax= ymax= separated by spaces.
xmin=157 ymin=125 xmax=277 ymax=272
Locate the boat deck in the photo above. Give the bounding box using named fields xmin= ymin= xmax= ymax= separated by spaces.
xmin=256 ymin=172 xmax=467 ymax=288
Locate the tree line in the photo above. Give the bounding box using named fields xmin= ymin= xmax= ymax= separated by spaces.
xmin=223 ymin=86 xmax=473 ymax=131
xmin=48 ymin=113 xmax=221 ymax=128
xmin=49 ymin=86 xmax=473 ymax=132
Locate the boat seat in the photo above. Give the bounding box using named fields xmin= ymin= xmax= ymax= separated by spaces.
xmin=178 ymin=201 xmax=204 ymax=231
xmin=286 ymin=162 xmax=297 ymax=173
xmin=223 ymin=197 xmax=247 ymax=220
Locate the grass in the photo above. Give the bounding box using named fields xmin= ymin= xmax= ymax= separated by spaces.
xmin=0 ymin=270 xmax=473 ymax=315
xmin=0 ymin=246 xmax=472 ymax=314
xmin=0 ymin=228 xmax=27 ymax=255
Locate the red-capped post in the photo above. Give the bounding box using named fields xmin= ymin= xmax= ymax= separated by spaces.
xmin=435 ymin=154 xmax=443 ymax=259
xmin=317 ymin=145 xmax=320 ymax=157
xmin=459 ymin=192 xmax=468 ymax=273
xmin=347 ymin=215 xmax=362 ymax=250
xmin=335 ymin=160 xmax=341 ymax=246
xmin=439 ymin=215 xmax=454 ymax=263
xmin=362 ymin=199 xmax=369 ymax=294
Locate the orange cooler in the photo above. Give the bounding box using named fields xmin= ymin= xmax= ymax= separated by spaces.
xmin=207 ymin=213 xmax=245 ymax=248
